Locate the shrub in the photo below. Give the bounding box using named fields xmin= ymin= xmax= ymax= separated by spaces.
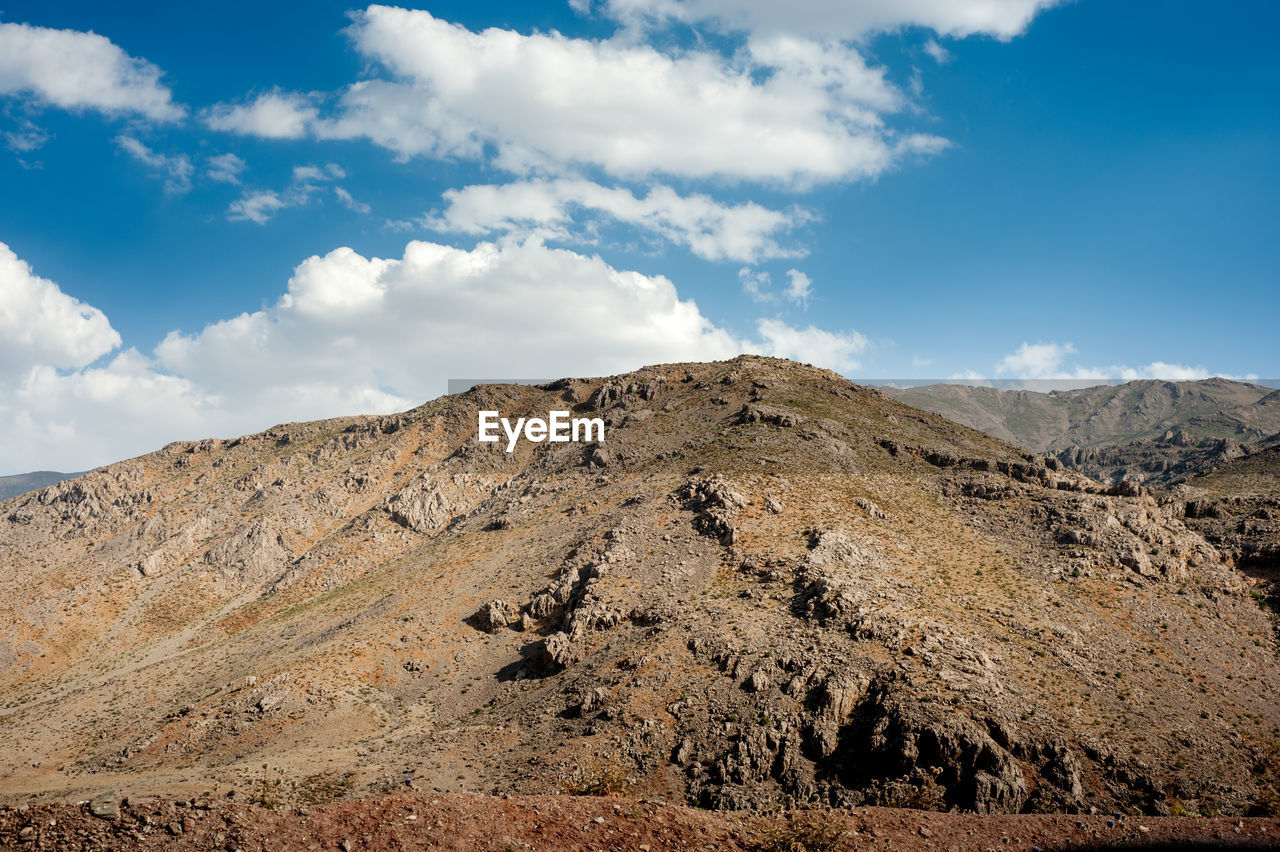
xmin=758 ymin=812 xmax=848 ymax=852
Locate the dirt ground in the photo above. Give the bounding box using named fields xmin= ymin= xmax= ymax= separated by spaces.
xmin=1 ymin=792 xmax=1277 ymax=851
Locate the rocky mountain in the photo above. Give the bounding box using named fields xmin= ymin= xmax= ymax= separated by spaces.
xmin=1172 ymin=443 xmax=1280 ymax=616
xmin=0 ymin=471 xmax=84 ymax=501
xmin=1 ymin=357 xmax=1277 ymax=821
xmin=884 ymin=379 xmax=1280 ymax=485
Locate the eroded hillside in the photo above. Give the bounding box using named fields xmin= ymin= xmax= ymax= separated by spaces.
xmin=1 ymin=357 xmax=1277 ymax=817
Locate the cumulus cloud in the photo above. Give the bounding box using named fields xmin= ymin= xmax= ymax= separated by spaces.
xmin=207 ymin=6 xmax=943 ymax=187
xmin=0 ymin=241 xmax=120 ymax=372
xmin=4 ymin=351 xmax=216 ymax=474
xmin=0 ymin=21 xmax=183 ymax=120
xmin=116 ymin=135 xmax=193 ymax=193
xmin=754 ymin=318 xmax=867 ymax=372
xmin=426 ymin=179 xmax=808 ymax=263
xmin=202 ymin=89 xmax=317 ymax=138
xmin=587 ymin=0 xmax=1061 ymax=40
xmin=152 ymin=238 xmax=749 ymax=404
xmin=996 ymin=341 xmax=1076 ymax=378
xmin=0 ymin=238 xmax=869 ymax=471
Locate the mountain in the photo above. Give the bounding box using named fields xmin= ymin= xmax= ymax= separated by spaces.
xmin=0 ymin=471 xmax=84 ymax=501
xmin=1 ymin=357 xmax=1277 ymax=821
xmin=883 ymin=379 xmax=1280 ymax=485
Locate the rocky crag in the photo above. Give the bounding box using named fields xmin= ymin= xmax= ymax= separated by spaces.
xmin=1170 ymin=444 xmax=1280 ymax=622
xmin=1 ymin=357 xmax=1277 ymax=818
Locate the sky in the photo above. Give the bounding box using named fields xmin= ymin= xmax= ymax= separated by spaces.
xmin=0 ymin=0 xmax=1277 ymax=473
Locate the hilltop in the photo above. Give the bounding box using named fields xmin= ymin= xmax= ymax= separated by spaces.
xmin=0 ymin=356 xmax=1277 ymax=827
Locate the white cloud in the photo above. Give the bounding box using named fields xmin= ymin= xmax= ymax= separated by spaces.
xmin=738 ymin=267 xmax=774 ymax=303
xmin=227 ymin=190 xmax=286 ymax=224
xmin=754 ymin=318 xmax=867 ymax=372
xmin=0 ymin=238 xmax=870 ymax=471
xmin=783 ymin=269 xmax=812 ymax=308
xmin=923 ymin=39 xmax=952 ymax=64
xmin=737 ymin=267 xmax=815 ymax=308
xmin=0 ymin=21 xmax=183 ymax=120
xmin=206 ymin=152 xmax=246 ymax=184
xmin=1115 ymin=362 xmax=1224 ymax=382
xmin=982 ymin=341 xmax=1245 ymax=387
xmin=334 ymin=186 xmax=371 ymax=214
xmin=115 ymin=135 xmax=193 ymax=194
xmin=293 ymin=162 xmax=345 ymax=182
xmin=589 ymin=0 xmax=1060 ymax=40
xmin=996 ymin=341 xmax=1076 ymax=378
xmin=3 ymin=117 xmax=48 ymax=153
xmin=226 ymin=163 xmax=350 ymax=224
xmin=209 ymin=7 xmax=944 ymax=187
xmin=202 ymin=89 xmax=317 ymax=138
xmin=427 ymin=179 xmax=808 ymax=263
xmin=0 ymin=241 xmax=120 ymax=372
xmin=153 ymin=238 xmax=749 ymax=403
xmin=4 ymin=350 xmax=215 ymax=474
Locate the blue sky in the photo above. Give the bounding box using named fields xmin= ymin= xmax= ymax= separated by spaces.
xmin=0 ymin=0 xmax=1277 ymax=472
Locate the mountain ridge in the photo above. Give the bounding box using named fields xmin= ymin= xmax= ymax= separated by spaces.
xmin=883 ymin=378 xmax=1280 ymax=485
xmin=0 ymin=471 xmax=85 ymax=502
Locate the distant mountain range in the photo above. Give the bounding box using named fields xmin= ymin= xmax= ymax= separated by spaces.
xmin=0 ymin=470 xmax=83 ymax=501
xmin=883 ymin=378 xmax=1280 ymax=485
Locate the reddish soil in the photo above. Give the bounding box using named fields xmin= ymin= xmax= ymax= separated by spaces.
xmin=1 ymin=792 xmax=1277 ymax=851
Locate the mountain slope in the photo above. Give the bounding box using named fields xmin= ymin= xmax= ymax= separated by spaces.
xmin=1 ymin=357 xmax=1277 ymax=817
xmin=884 ymin=379 xmax=1280 ymax=485
xmin=1175 ymin=443 xmax=1280 ymax=609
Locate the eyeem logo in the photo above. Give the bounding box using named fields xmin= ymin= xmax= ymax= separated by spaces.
xmin=478 ymin=411 xmax=605 ymax=452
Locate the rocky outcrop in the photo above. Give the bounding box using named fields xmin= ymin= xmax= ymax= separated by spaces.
xmin=385 ymin=470 xmax=499 ymax=535
xmin=735 ymin=404 xmax=804 ymax=428
xmin=678 ymin=476 xmax=746 ymax=545
xmin=827 ymin=680 xmax=1030 ymax=813
xmin=475 ymin=600 xmax=520 ymax=633
xmin=203 ymin=519 xmax=293 ymax=585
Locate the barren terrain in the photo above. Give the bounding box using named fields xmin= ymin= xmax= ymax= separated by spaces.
xmin=2 ymin=357 xmax=1278 ymax=847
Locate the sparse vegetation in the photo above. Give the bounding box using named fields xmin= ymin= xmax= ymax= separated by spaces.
xmin=758 ymin=811 xmax=848 ymax=852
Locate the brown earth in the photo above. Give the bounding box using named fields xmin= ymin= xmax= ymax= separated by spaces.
xmin=1 ymin=356 xmax=1278 ymax=843
xmin=2 ymin=792 xmax=1278 ymax=851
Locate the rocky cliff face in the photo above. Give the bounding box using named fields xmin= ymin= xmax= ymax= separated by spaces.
xmin=1 ymin=357 xmax=1277 ymax=817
